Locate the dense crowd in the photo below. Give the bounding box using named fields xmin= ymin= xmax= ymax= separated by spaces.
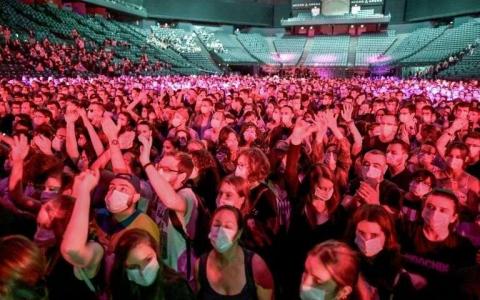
xmin=0 ymin=27 xmax=170 ymax=76
xmin=0 ymin=74 xmax=479 ymax=300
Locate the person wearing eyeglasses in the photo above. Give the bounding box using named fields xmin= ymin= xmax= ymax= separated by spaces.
xmin=139 ymin=135 xmax=200 ymax=288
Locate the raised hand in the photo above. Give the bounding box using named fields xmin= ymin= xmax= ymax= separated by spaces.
xmin=101 ymin=115 xmax=120 ymax=142
xmin=33 ymin=134 xmax=53 ymax=155
xmin=64 ymin=105 xmax=80 ymax=124
xmin=10 ymin=134 xmax=30 ymax=162
xmin=289 ymin=118 xmax=316 ymax=145
xmin=325 ymin=109 xmax=339 ymax=129
xmin=341 ymin=103 xmax=353 ymax=123
xmin=118 ymin=131 xmax=135 ymax=150
xmin=74 ymin=169 xmax=100 ymax=193
xmin=138 ymin=135 xmax=153 ymax=166
xmin=449 ymin=118 xmax=468 ymax=133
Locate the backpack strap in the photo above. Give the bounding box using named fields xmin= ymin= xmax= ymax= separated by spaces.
xmin=169 ymin=209 xmax=193 ymax=281
xmin=77 ymin=267 xmax=97 ymax=293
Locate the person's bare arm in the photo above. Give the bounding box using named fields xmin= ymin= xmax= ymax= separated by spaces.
xmin=101 ymin=116 xmax=132 ymax=174
xmin=8 ymin=135 xmax=41 ymax=213
xmin=79 ymin=108 xmax=105 ymax=157
xmin=65 ymin=107 xmax=80 ymax=161
xmin=139 ymin=136 xmax=187 ymax=214
xmin=252 ymin=254 xmax=274 ymax=300
xmin=61 ymin=169 xmax=104 ymax=278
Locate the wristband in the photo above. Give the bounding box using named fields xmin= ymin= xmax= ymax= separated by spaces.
xmin=143 ymin=162 xmax=154 ymax=169
xmin=110 ymin=139 xmax=119 ymax=146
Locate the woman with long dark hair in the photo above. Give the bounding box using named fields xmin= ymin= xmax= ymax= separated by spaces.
xmin=110 ymin=228 xmax=194 ymax=300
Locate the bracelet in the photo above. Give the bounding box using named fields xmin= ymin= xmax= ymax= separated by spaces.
xmin=143 ymin=162 xmax=154 ymax=169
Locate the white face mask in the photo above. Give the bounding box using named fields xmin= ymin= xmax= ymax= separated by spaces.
xmin=210 ymin=119 xmax=221 ymax=129
xmin=217 ymin=199 xmax=235 ymax=207
xmin=382 ymin=125 xmax=395 ymax=136
xmin=422 ymin=209 xmax=451 ymax=232
xmin=209 ymin=226 xmax=236 ymax=253
xmin=355 ymin=234 xmax=384 ymax=257
xmin=399 ymin=115 xmax=409 ymax=123
xmin=447 ymin=157 xmax=463 ymax=170
xmin=234 ymin=166 xmax=248 ymax=180
xmin=126 ymin=257 xmax=160 ymax=287
xmin=52 ymin=137 xmax=63 ymax=152
xmin=105 ymin=190 xmax=130 ymax=214
xmin=171 ymin=117 xmax=182 ymax=128
xmin=363 ymin=166 xmax=382 ymax=180
xmin=410 ymin=182 xmax=431 ymax=198
xmin=314 ymin=188 xmax=334 ymax=202
xmin=200 ymin=106 xmax=210 ymax=114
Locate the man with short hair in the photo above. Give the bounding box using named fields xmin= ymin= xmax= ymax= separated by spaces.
xmin=343 ymin=149 xmax=402 ymax=214
xmin=385 ymin=139 xmax=412 ymax=191
xmin=139 ymin=136 xmax=199 ymax=285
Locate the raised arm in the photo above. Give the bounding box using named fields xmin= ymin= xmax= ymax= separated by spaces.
xmin=8 ymin=135 xmax=41 ymax=213
xmin=61 ymin=169 xmax=104 ymax=278
xmin=138 ymin=136 xmax=187 ymax=214
xmin=341 ymin=103 xmax=363 ymax=157
xmin=101 ymin=116 xmax=131 ymax=174
xmin=65 ymin=106 xmax=80 ymax=161
xmin=436 ymin=118 xmax=467 ymax=158
xmin=285 ymin=118 xmax=319 ymax=198
xmin=79 ymin=108 xmax=105 ymax=157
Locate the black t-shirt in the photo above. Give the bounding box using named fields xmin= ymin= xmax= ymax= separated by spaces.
xmin=466 ymin=160 xmax=480 ymax=180
xmin=285 ymin=207 xmax=347 ymax=299
xmin=385 ymin=168 xmax=413 ymax=192
xmin=347 ymin=178 xmax=403 ymax=211
xmin=398 ymin=220 xmax=476 ymax=299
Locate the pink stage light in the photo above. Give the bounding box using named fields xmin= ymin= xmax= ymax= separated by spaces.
xmin=312 ymin=54 xmax=338 ymax=64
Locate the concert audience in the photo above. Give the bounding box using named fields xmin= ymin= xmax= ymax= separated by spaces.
xmin=0 ymin=73 xmax=478 ymax=300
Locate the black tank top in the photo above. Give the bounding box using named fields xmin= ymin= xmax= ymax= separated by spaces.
xmin=197 ymin=248 xmax=258 ymax=300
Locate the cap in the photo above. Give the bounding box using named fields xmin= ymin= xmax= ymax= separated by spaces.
xmin=113 ymin=173 xmax=141 ymax=193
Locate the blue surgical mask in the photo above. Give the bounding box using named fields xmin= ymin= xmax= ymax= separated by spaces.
xmin=300 ymin=285 xmax=326 ymax=300
xmin=126 ymin=257 xmax=160 ymax=287
xmin=209 ymin=226 xmax=236 ymax=253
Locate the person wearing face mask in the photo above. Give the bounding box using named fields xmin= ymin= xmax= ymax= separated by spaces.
xmin=268 ymin=105 xmax=295 ymax=149
xmin=203 ymin=111 xmax=225 ymax=143
xmin=110 ymin=229 xmax=194 ymax=300
xmin=385 ymin=140 xmax=412 ymax=192
xmin=363 ymin=115 xmax=399 ymax=153
xmin=61 ymin=170 xmax=159 ymax=293
xmin=436 ymin=143 xmax=479 ymax=220
xmin=343 ymin=150 xmax=402 ymax=215
xmin=139 ymin=137 xmax=204 ymax=287
xmin=347 ymin=205 xmax=416 ymax=300
xmin=216 ymin=127 xmax=240 ymax=176
xmin=285 ymin=163 xmax=348 ymax=300
xmin=167 ymin=108 xmax=199 ymax=140
xmin=195 ymin=206 xmax=274 ymax=300
xmin=407 ymin=142 xmax=442 ymax=175
xmin=463 ymin=132 xmax=480 ymax=179
xmin=234 ymin=148 xmax=280 ymax=255
xmin=398 ymin=189 xmax=476 ymax=299
xmin=192 ymin=98 xmax=214 ymax=138
xmin=400 ymin=170 xmax=435 ymax=222
xmin=300 ymin=240 xmax=361 ymax=300
xmin=215 ymin=175 xmax=249 ymax=213
xmin=240 ymin=123 xmax=261 ymax=148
